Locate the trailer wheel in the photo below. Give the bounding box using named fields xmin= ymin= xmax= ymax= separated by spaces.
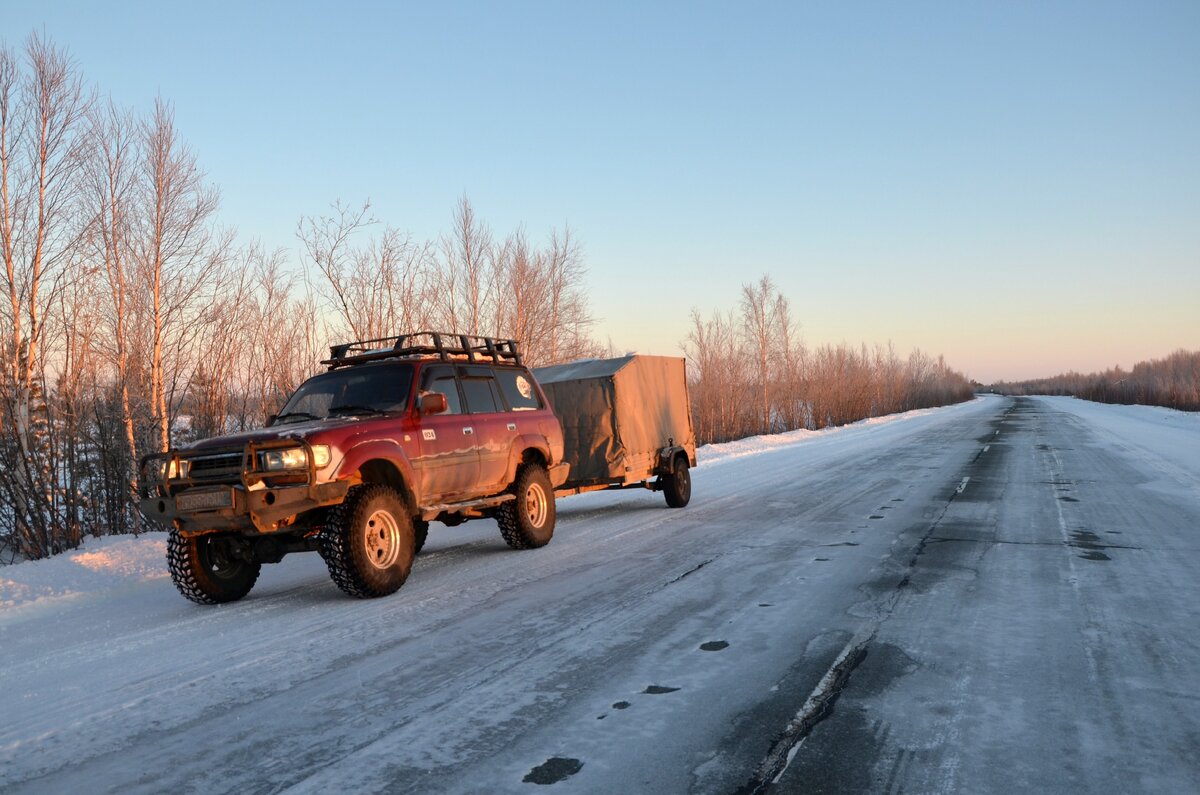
xmin=320 ymin=484 xmax=415 ymax=598
xmin=661 ymin=457 xmax=692 ymax=508
xmin=414 ymin=519 xmax=430 ymax=554
xmin=498 ymin=464 xmax=556 ymax=549
xmin=167 ymin=531 xmax=260 ymax=604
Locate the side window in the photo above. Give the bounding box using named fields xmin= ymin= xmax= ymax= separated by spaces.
xmin=495 ymin=368 xmax=543 ymax=411
xmin=422 ymin=366 xmax=464 ymax=415
xmin=460 ymin=376 xmax=501 ymax=414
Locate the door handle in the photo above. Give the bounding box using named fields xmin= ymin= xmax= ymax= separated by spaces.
xmin=463 ymin=427 xmax=474 ymax=435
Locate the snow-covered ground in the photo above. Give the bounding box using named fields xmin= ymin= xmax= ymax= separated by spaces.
xmin=2 ymin=394 xmax=1198 ymax=793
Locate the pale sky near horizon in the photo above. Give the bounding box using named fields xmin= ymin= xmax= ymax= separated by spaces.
xmin=5 ymin=1 xmax=1198 ymax=383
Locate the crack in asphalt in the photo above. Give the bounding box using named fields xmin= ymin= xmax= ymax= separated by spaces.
xmin=733 ymin=632 xmax=873 ymax=795
xmin=733 ymin=403 xmax=1023 ymax=793
xmin=734 ymin=472 xmax=973 ymax=792
xmin=662 ymin=557 xmax=716 ymax=587
xmin=928 ymin=536 xmax=1144 ymax=551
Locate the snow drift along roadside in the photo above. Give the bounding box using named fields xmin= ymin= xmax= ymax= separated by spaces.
xmin=0 ymin=534 xmax=169 ymax=611
xmin=699 ymin=399 xmax=984 ymax=466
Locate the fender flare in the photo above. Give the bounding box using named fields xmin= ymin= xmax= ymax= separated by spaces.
xmin=502 ymin=434 xmax=553 ymax=486
xmin=655 ymin=445 xmax=691 ymax=476
xmin=334 ymin=440 xmax=422 ymax=511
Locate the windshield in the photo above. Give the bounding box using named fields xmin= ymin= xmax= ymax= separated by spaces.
xmin=275 ymin=362 xmax=414 ymax=423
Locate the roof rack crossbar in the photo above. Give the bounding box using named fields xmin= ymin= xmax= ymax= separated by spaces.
xmin=322 ymin=331 xmax=523 ymax=369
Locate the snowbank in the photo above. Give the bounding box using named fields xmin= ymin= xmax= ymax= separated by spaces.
xmin=699 ymin=399 xmax=984 ymax=466
xmin=0 ymin=532 xmax=168 ymax=611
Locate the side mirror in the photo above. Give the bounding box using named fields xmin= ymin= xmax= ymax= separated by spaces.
xmin=266 ymin=414 xmax=278 ymax=427
xmin=419 ymin=392 xmax=448 ymax=415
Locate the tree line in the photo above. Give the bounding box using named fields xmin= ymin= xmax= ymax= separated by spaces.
xmin=991 ymin=349 xmax=1200 ymax=411
xmin=0 ymin=33 xmax=975 ymax=562
xmin=682 ymin=276 xmax=976 ymax=444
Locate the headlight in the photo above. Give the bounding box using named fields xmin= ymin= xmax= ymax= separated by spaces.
xmin=262 ymin=448 xmax=308 ymax=471
xmin=311 ymin=445 xmax=331 ymax=468
xmin=147 ymin=458 xmax=183 ymax=481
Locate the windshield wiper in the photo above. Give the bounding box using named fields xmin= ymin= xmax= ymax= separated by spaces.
xmin=274 ymin=411 xmax=318 ymax=424
xmin=326 ymin=405 xmax=388 ymax=417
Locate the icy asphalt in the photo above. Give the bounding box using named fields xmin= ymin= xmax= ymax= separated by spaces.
xmin=2 ymin=395 xmax=1198 ymax=793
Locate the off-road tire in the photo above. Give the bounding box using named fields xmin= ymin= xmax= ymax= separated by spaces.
xmin=167 ymin=531 xmax=261 ymax=605
xmin=497 ymin=464 xmax=556 ymax=549
xmin=414 ymin=519 xmax=430 ymax=555
xmin=319 ymin=484 xmax=416 ymax=598
xmin=661 ymin=457 xmax=692 ymax=508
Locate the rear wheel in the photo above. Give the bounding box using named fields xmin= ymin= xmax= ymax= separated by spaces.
xmin=167 ymin=531 xmax=260 ymax=604
xmin=320 ymin=484 xmax=416 ymax=598
xmin=661 ymin=457 xmax=692 ymax=508
xmin=497 ymin=464 xmax=556 ymax=549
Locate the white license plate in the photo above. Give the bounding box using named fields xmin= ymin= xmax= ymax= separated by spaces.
xmin=176 ymin=488 xmax=233 ymax=513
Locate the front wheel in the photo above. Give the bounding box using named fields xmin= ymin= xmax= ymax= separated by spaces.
xmin=661 ymin=457 xmax=692 ymax=508
xmin=320 ymin=484 xmax=416 ymax=598
xmin=497 ymin=464 xmax=556 ymax=549
xmin=167 ymin=531 xmax=261 ymax=604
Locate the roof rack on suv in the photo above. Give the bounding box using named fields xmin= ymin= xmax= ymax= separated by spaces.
xmin=322 ymin=331 xmax=524 ymax=370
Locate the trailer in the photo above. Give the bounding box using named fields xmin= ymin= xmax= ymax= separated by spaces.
xmin=533 ymin=354 xmax=697 ymax=508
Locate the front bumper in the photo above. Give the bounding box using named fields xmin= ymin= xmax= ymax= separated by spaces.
xmin=140 ymin=481 xmax=351 ymax=537
xmin=139 ymin=440 xmax=350 ymax=537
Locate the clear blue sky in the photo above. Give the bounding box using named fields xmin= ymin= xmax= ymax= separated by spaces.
xmin=6 ymin=1 xmax=1198 ymax=382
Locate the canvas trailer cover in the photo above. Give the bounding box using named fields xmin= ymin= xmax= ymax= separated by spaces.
xmin=534 ymin=355 xmax=696 ymax=488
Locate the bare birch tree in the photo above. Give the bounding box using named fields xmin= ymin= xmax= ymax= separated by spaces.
xmin=49 ymin=255 xmax=99 ymax=544
xmin=186 ymin=244 xmax=326 ymax=436
xmin=301 ymin=196 xmax=599 ymax=366
xmin=682 ymin=308 xmax=751 ymax=442
xmin=0 ymin=33 xmax=92 ymax=558
xmin=84 ymin=99 xmax=142 ymax=520
xmin=438 ymin=196 xmax=496 ymax=336
xmin=538 ymin=226 xmax=596 ymax=364
xmin=740 ymin=275 xmax=781 ymax=435
xmin=298 ymin=201 xmax=434 ymax=341
xmin=135 ymin=98 xmax=222 ymax=452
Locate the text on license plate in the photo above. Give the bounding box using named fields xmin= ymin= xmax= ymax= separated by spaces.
xmin=176 ymin=488 xmax=233 ymax=512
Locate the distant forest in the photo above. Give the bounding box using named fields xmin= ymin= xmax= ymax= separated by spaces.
xmin=991 ymin=349 xmax=1200 ymax=412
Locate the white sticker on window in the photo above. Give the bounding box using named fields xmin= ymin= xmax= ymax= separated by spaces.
xmin=515 ymin=375 xmax=532 ymax=399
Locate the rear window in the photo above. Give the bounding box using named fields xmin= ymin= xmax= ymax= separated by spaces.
xmin=495 ymin=368 xmax=542 ymax=411
xmin=461 ymin=375 xmax=503 ymax=414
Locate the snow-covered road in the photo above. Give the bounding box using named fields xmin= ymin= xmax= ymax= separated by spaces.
xmin=2 ymin=395 xmax=1198 ymax=793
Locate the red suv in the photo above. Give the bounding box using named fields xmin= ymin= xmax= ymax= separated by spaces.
xmin=141 ymin=333 xmax=567 ymax=604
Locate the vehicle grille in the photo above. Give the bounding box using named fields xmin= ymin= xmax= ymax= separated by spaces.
xmin=184 ymin=451 xmax=243 ymax=481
